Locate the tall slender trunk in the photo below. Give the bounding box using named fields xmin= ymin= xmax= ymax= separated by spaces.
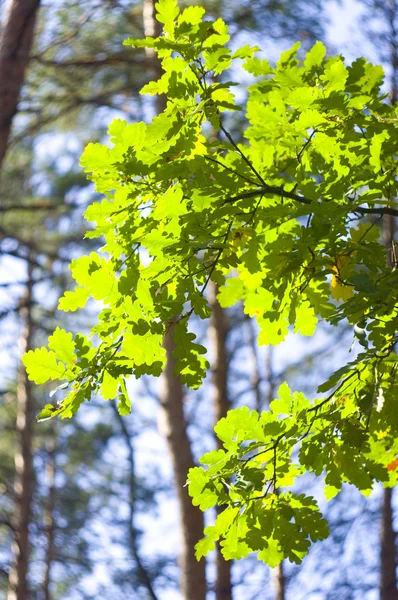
xmin=266 ymin=347 xmax=275 ymax=406
xmin=209 ymin=283 xmax=232 ymax=600
xmin=386 ymin=0 xmax=398 ymax=104
xmin=0 ymin=0 xmax=41 ymax=168
xmin=380 ymin=212 xmax=398 ymax=600
xmin=160 ymin=328 xmax=207 ymax=600
xmin=273 ymin=561 xmax=286 ymax=600
xmin=248 ymin=319 xmax=261 ymax=412
xmin=143 ymin=2 xmax=206 ymax=597
xmin=266 ymin=347 xmax=286 ymax=600
xmin=380 ymin=488 xmax=398 ymax=600
xmin=8 ymin=267 xmax=34 ymax=600
xmin=112 ymin=406 xmax=159 ymax=600
xmin=143 ymin=0 xmax=165 ymax=115
xmin=380 ymin=26 xmax=398 ymax=587
xmin=249 ymin=334 xmax=285 ymax=600
xmin=43 ymin=438 xmax=55 ymax=600
xmin=0 ymin=3 xmax=40 ymax=587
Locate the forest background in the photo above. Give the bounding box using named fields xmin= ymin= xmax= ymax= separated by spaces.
xmin=0 ymin=0 xmax=397 ymax=599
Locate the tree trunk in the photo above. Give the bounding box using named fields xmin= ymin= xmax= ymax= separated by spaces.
xmin=209 ymin=283 xmax=233 ymax=600
xmin=248 ymin=318 xmax=262 ymax=412
xmin=379 ymin=6 xmax=398 ymax=593
xmin=267 ymin=347 xmax=286 ymax=600
xmin=159 ymin=328 xmax=207 ymax=600
xmin=8 ymin=268 xmax=35 ymax=600
xmin=380 ymin=488 xmax=398 ymax=600
xmin=112 ymin=406 xmax=159 ymax=600
xmin=272 ymin=560 xmax=286 ymax=600
xmin=0 ymin=0 xmax=41 ymax=168
xmin=247 ymin=322 xmax=285 ymax=599
xmin=143 ymin=0 xmax=165 ymax=114
xmin=0 ymin=2 xmax=40 ymax=588
xmin=143 ymin=2 xmax=206 ymax=597
xmin=43 ymin=438 xmax=56 ymax=600
xmin=386 ymin=0 xmax=398 ymax=104
xmin=380 ymin=211 xmax=398 ymax=600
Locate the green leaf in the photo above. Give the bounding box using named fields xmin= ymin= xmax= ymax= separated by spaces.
xmin=258 ymin=538 xmax=284 ymax=567
xmin=294 ymin=301 xmax=318 ymax=336
xmin=195 ymin=534 xmax=216 ymax=560
xmin=304 ymin=41 xmax=326 ymax=70
xmin=187 ymin=467 xmax=218 ymax=511
xmin=324 ymin=484 xmax=340 ymax=500
xmin=178 ymin=5 xmax=205 ymax=26
xmin=117 ymin=379 xmax=131 ymax=415
xmin=349 ymin=273 xmax=378 ymax=294
xmin=277 ymin=42 xmax=301 ymax=68
xmin=242 ymin=236 xmax=260 ymax=274
xmin=23 ymin=348 xmax=67 ymax=385
xmin=217 ymin=278 xmax=245 ymax=308
xmin=270 ymin=382 xmax=293 ymax=415
xmin=37 ymin=404 xmax=60 ymax=422
xmin=122 ymin=331 xmax=165 ymax=368
xmin=156 ymin=0 xmax=179 ymax=35
xmin=321 ymin=58 xmax=348 ymax=93
xmin=58 ymin=287 xmax=90 ymax=312
xmin=172 ymin=321 xmax=208 ymax=388
xmin=58 ymin=386 xmax=89 ymax=419
xmin=243 ymin=56 xmax=272 ymax=76
xmin=48 ymin=327 xmax=76 ymax=365
xmin=101 ymin=371 xmax=120 ymax=400
xmin=369 ymin=131 xmax=389 ymax=172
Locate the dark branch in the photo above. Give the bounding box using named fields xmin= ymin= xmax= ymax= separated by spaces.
xmin=0 ymin=201 xmax=77 ymax=213
xmin=223 ymin=186 xmax=398 ymax=217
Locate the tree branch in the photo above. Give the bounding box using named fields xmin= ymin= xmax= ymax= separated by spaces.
xmin=223 ymin=186 xmax=398 ymax=217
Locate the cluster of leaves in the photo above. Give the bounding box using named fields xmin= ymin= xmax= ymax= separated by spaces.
xmin=23 ymin=0 xmax=398 ymax=566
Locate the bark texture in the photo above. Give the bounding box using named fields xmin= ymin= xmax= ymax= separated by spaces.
xmin=248 ymin=319 xmax=261 ymax=412
xmin=379 ymin=5 xmax=398 ymax=592
xmin=273 ymin=560 xmax=286 ymax=600
xmin=8 ymin=270 xmax=35 ymax=600
xmin=113 ymin=406 xmax=159 ymax=600
xmin=43 ymin=439 xmax=55 ymax=600
xmin=380 ymin=488 xmax=398 ymax=600
xmin=267 ymin=348 xmax=285 ymax=600
xmin=159 ymin=328 xmax=207 ymax=600
xmin=386 ymin=0 xmax=398 ymax=104
xmin=209 ymin=283 xmax=233 ymax=600
xmin=143 ymin=0 xmax=165 ymax=114
xmin=0 ymin=4 xmax=40 ymax=592
xmin=0 ymin=0 xmax=41 ymax=168
xmin=143 ymin=4 xmax=206 ymax=597
xmin=380 ymin=211 xmax=398 ymax=600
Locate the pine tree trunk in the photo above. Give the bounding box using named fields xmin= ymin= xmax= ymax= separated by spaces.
xmin=160 ymin=328 xmax=207 ymax=600
xmin=248 ymin=319 xmax=261 ymax=412
xmin=379 ymin=7 xmax=398 ymax=593
xmin=43 ymin=438 xmax=55 ymax=600
xmin=209 ymin=283 xmax=233 ymax=600
xmin=8 ymin=270 xmax=34 ymax=600
xmin=380 ymin=488 xmax=398 ymax=600
xmin=0 ymin=0 xmax=41 ymax=168
xmin=273 ymin=560 xmax=286 ymax=600
xmin=112 ymin=406 xmax=158 ymax=600
xmin=267 ymin=347 xmax=286 ymax=600
xmin=143 ymin=0 xmax=165 ymax=114
xmin=386 ymin=0 xmax=398 ymax=104
xmin=143 ymin=2 xmax=206 ymax=597
xmin=380 ymin=212 xmax=398 ymax=600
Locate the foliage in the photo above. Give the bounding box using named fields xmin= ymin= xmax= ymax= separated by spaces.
xmin=23 ymin=0 xmax=398 ymax=567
